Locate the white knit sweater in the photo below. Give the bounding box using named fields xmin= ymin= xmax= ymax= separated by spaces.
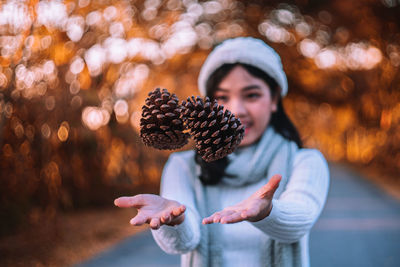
xmin=151 ymin=149 xmax=329 ymax=267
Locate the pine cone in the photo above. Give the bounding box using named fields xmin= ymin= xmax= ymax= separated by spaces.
xmin=140 ymin=88 xmax=190 ymax=150
xmin=182 ymin=96 xmax=245 ymax=162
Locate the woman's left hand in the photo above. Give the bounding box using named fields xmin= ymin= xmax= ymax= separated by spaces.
xmin=202 ymin=174 xmax=281 ymax=224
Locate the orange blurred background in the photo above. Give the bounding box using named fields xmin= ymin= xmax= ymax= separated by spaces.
xmin=0 ymin=0 xmax=399 ymax=265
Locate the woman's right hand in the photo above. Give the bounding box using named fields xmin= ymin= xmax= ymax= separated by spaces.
xmin=114 ymin=194 xmax=186 ymax=230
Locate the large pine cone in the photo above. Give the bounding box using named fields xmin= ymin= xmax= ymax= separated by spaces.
xmin=140 ymin=88 xmax=190 ymax=150
xmin=182 ymin=96 xmax=245 ymax=162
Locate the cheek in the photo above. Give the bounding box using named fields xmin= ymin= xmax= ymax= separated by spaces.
xmin=250 ymin=103 xmax=272 ymax=125
xmin=254 ymin=114 xmax=271 ymax=135
xmin=246 ymin=106 xmax=273 ymax=141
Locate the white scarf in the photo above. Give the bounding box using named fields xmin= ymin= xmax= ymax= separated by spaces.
xmin=185 ymin=127 xmax=300 ymax=267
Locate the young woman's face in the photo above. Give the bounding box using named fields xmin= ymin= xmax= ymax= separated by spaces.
xmin=214 ymin=65 xmax=278 ymax=147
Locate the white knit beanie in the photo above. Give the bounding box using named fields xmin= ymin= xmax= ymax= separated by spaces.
xmin=198 ymin=37 xmax=288 ymax=97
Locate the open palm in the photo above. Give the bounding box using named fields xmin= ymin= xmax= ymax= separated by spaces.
xmin=114 ymin=194 xmax=186 ymax=230
xmin=202 ymin=174 xmax=282 ymax=224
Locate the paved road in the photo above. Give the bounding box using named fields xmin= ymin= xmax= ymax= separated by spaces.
xmin=77 ymin=163 xmax=400 ymax=267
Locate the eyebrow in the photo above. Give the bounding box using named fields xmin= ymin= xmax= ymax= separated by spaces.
xmin=216 ymin=85 xmax=261 ymax=92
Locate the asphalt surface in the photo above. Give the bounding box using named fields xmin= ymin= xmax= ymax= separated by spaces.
xmin=77 ymin=163 xmax=400 ymax=267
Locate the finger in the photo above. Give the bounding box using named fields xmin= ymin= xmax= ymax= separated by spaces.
xmin=114 ymin=195 xmax=146 ymax=208
xmin=212 ymin=212 xmax=222 ymax=223
xmin=215 ymin=210 xmax=236 ymax=222
xmin=202 ymin=215 xmax=215 ymax=224
xmin=130 ymin=214 xmax=147 ymax=226
xmin=241 ymin=208 xmax=258 ymax=219
xmin=259 ymin=174 xmax=282 ymax=199
xmin=211 ymin=210 xmax=232 ymax=223
xmin=202 ymin=217 xmax=213 ymax=224
xmin=150 ymin=217 xmax=161 ymax=230
xmin=179 ymin=205 xmax=186 ymax=213
xmin=160 ymin=212 xmax=171 ymax=224
xmin=220 ymin=212 xmax=243 ymax=224
xmin=172 ymin=205 xmax=186 ymax=217
xmin=203 ymin=210 xmax=226 ymax=224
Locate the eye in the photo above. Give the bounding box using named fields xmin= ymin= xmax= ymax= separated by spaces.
xmin=245 ymin=92 xmax=261 ymax=100
xmin=215 ymin=95 xmax=229 ymax=103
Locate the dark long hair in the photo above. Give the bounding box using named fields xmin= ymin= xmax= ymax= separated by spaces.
xmin=195 ymin=63 xmax=302 ymax=185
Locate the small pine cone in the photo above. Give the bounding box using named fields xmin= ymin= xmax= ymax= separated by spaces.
xmin=140 ymin=88 xmax=190 ymax=150
xmin=182 ymin=96 xmax=245 ymax=162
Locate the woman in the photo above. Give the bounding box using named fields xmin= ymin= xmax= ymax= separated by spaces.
xmin=115 ymin=37 xmax=330 ymax=267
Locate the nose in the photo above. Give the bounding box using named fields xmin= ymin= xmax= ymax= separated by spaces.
xmin=227 ymin=98 xmax=247 ymax=118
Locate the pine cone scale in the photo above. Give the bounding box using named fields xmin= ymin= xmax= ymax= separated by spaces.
xmin=140 ymin=88 xmax=190 ymax=150
xmin=182 ymin=96 xmax=244 ymax=162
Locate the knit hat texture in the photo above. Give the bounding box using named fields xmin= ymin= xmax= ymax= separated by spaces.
xmin=198 ymin=37 xmax=288 ymax=97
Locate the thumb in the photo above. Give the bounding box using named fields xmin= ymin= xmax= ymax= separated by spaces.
xmin=114 ymin=195 xmax=146 ymax=208
xmin=259 ymin=174 xmax=282 ymax=199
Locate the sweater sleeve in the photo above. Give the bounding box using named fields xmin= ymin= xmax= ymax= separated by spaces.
xmin=250 ymin=149 xmax=330 ymax=244
xmin=151 ymin=153 xmax=201 ymax=254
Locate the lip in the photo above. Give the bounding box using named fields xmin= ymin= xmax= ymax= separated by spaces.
xmin=241 ymin=121 xmax=252 ymax=135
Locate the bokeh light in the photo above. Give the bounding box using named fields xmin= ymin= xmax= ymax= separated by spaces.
xmin=0 ymin=1 xmax=32 ymax=34
xmin=82 ymin=106 xmax=110 ymax=131
xmin=57 ymin=122 xmax=70 ymax=142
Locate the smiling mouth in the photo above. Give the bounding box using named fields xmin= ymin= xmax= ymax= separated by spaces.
xmin=241 ymin=122 xmax=252 ymax=134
